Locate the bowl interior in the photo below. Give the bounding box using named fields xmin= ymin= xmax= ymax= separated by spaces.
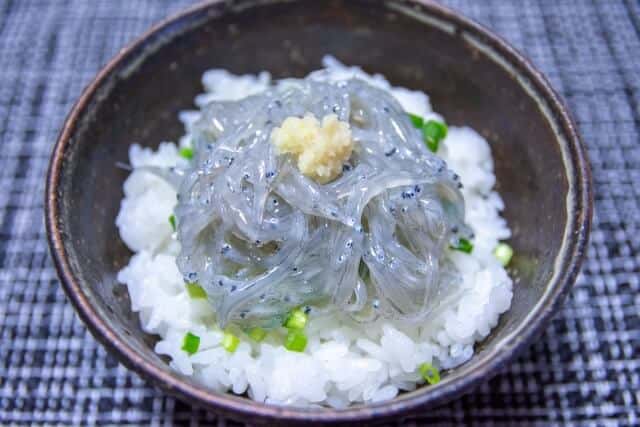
xmin=49 ymin=0 xmax=588 ymax=422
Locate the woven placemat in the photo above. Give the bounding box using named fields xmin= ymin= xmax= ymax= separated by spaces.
xmin=1 ymin=0 xmax=638 ymax=425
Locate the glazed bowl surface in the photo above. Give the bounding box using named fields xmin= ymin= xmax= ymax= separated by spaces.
xmin=45 ymin=0 xmax=592 ymax=425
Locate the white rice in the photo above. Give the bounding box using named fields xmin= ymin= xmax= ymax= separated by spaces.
xmin=115 ymin=56 xmax=513 ymax=407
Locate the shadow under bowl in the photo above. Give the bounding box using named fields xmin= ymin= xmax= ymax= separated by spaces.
xmin=45 ymin=0 xmax=592 ymax=425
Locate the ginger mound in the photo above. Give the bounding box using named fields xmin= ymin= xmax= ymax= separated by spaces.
xmin=271 ymin=113 xmax=353 ymax=184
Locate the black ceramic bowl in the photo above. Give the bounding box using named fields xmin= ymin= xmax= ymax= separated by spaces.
xmin=45 ymin=0 xmax=592 ymax=425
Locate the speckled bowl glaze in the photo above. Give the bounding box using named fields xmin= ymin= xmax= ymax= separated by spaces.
xmin=45 ymin=0 xmax=592 ymax=425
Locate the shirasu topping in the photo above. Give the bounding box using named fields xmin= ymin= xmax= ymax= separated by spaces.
xmin=172 ymin=77 xmax=470 ymax=329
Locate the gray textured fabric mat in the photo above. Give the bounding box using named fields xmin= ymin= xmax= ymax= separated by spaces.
xmin=1 ymin=0 xmax=638 ymax=425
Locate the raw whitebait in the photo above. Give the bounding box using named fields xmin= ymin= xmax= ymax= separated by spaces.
xmin=172 ymin=78 xmax=469 ymax=328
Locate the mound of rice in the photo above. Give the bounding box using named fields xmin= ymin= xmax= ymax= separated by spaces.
xmin=116 ymin=56 xmax=513 ymax=407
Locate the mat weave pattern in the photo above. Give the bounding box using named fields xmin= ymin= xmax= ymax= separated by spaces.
xmin=0 ymin=0 xmax=638 ymax=425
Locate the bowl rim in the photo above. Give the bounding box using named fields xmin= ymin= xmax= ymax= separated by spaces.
xmin=45 ymin=0 xmax=593 ymax=424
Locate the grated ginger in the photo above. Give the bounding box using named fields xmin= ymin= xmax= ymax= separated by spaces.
xmin=271 ymin=113 xmax=353 ymax=184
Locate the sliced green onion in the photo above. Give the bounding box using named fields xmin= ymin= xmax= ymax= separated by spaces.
xmin=419 ymin=362 xmax=440 ymax=385
xmin=450 ymin=237 xmax=473 ymax=254
xmin=222 ymin=331 xmax=240 ymax=353
xmin=408 ymin=113 xmax=424 ymax=129
xmin=181 ymin=332 xmax=200 ymax=355
xmin=284 ymin=329 xmax=307 ymax=352
xmin=169 ymin=214 xmax=176 ymax=231
xmin=284 ymin=308 xmax=308 ymax=330
xmin=422 ymin=120 xmax=448 ymax=153
xmin=493 ymin=243 xmax=514 ymax=266
xmin=179 ymin=147 xmax=194 ymax=160
xmin=186 ymin=282 xmax=207 ymax=299
xmin=247 ymin=327 xmax=267 ymax=342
